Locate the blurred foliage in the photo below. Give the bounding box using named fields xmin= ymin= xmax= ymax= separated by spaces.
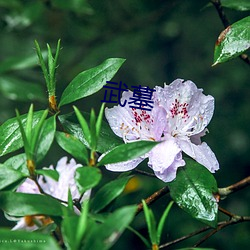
xmin=0 ymin=0 xmax=249 ymax=249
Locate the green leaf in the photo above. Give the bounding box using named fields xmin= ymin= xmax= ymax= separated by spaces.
xmin=83 ymin=205 xmax=137 ymax=250
xmin=36 ymin=169 xmax=59 ymax=181
xmin=221 ymin=0 xmax=250 ymax=11
xmin=31 ymin=109 xmax=49 ymax=158
xmin=59 ymin=58 xmax=125 ymax=106
xmin=213 ymin=16 xmax=250 ymax=65
xmin=56 ymin=131 xmax=89 ymax=165
xmin=36 ymin=116 xmax=56 ymax=162
xmin=97 ymin=141 xmax=159 ymax=166
xmin=142 ymin=200 xmax=157 ymax=245
xmin=75 ymin=167 xmax=102 ymax=194
xmin=73 ymin=106 xmax=91 ymax=147
xmin=4 ymin=153 xmax=28 ymax=175
xmin=157 ymin=201 xmax=174 ymax=244
xmin=91 ymin=176 xmax=132 ymax=213
xmin=0 ymin=228 xmax=60 ymax=250
xmin=127 ymin=226 xmax=151 ymax=248
xmin=76 ymin=201 xmax=89 ymax=247
xmin=0 ymin=164 xmax=27 ymax=190
xmin=62 ymin=201 xmax=89 ymax=250
xmin=59 ymin=112 xmax=123 ymax=153
xmin=0 ymin=192 xmax=65 ymax=216
xmin=0 ymin=76 xmax=46 ymax=102
xmin=0 ymin=110 xmax=44 ymax=157
xmin=61 ymin=215 xmax=80 ymax=250
xmin=89 ymin=109 xmax=97 ymax=150
xmin=96 ymin=103 xmax=105 ymax=140
xmin=168 ymin=159 xmax=218 ymax=227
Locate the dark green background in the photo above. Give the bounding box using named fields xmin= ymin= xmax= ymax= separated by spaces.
xmin=0 ymin=0 xmax=249 ymax=249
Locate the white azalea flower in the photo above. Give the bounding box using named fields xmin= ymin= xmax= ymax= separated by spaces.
xmin=103 ymin=79 xmax=219 ymax=182
xmin=12 ymin=157 xmax=90 ymax=231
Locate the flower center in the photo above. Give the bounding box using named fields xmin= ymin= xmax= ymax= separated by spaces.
xmin=168 ymin=99 xmax=204 ymax=137
xmin=120 ymin=108 xmax=155 ymax=142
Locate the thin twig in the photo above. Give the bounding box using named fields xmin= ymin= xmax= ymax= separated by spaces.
xmin=134 ymin=169 xmax=156 ymax=178
xmin=159 ymin=224 xmax=212 ymax=249
xmin=218 ymin=206 xmax=235 ymax=218
xmin=218 ymin=176 xmax=250 ymax=198
xmin=136 ymin=186 xmax=169 ymax=215
xmin=193 ymin=216 xmax=250 ymax=247
xmin=211 ymin=0 xmax=230 ymax=27
xmin=159 ymin=216 xmax=250 ymax=249
xmin=211 ymin=0 xmax=250 ymax=66
xmin=33 ymin=177 xmax=68 ymax=204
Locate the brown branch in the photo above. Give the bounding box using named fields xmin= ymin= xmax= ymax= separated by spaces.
xmin=159 ymin=216 xmax=250 ymax=249
xmin=159 ymin=224 xmax=212 ymax=249
xmin=136 ymin=186 xmax=169 ymax=215
xmin=218 ymin=206 xmax=235 ymax=218
xmin=193 ymin=216 xmax=250 ymax=247
xmin=218 ymin=176 xmax=250 ymax=198
xmin=134 ymin=169 xmax=156 ymax=178
xmin=211 ymin=0 xmax=250 ymax=66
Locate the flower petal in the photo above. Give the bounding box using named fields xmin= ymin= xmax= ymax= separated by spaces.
xmin=16 ymin=178 xmax=40 ymax=194
xmin=179 ymin=139 xmax=219 ymax=173
xmin=105 ymin=91 xmax=165 ymax=142
xmin=155 ymin=79 xmax=214 ymax=136
xmin=12 ymin=218 xmax=38 ymax=231
xmin=39 ymin=157 xmax=82 ymax=201
xmin=148 ymin=137 xmax=185 ymax=182
xmin=105 ymin=157 xmax=145 ymax=172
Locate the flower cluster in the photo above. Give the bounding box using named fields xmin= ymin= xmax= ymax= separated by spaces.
xmin=103 ymin=79 xmax=219 ymax=182
xmin=11 ymin=157 xmax=89 ymax=231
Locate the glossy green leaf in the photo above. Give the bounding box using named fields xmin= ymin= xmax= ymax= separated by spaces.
xmin=0 ymin=164 xmax=27 ymax=190
xmin=36 ymin=116 xmax=56 ymax=162
xmin=0 ymin=228 xmax=60 ymax=250
xmin=0 ymin=76 xmax=46 ymax=102
xmin=0 ymin=111 xmax=44 ymax=157
xmin=91 ymin=176 xmax=132 ymax=213
xmin=0 ymin=192 xmax=65 ymax=216
xmin=59 ymin=113 xmax=123 ymax=153
xmin=83 ymin=205 xmax=137 ymax=250
xmin=73 ymin=106 xmax=91 ymax=147
xmin=75 ymin=167 xmax=102 ymax=194
xmin=59 ymin=58 xmax=125 ymax=106
xmin=221 ymin=0 xmax=250 ymax=11
xmin=36 ymin=169 xmax=59 ymax=181
xmin=56 ymin=131 xmax=89 ymax=165
xmin=97 ymin=141 xmax=159 ymax=166
xmin=213 ymin=16 xmax=250 ymax=65
xmin=4 ymin=153 xmax=28 ymax=175
xmin=168 ymin=159 xmax=218 ymax=227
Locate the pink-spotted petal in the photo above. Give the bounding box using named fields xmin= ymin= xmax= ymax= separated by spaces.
xmin=155 ymin=79 xmax=214 ymax=136
xmin=178 ymin=139 xmax=219 ymax=173
xmin=148 ymin=138 xmax=185 ymax=182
